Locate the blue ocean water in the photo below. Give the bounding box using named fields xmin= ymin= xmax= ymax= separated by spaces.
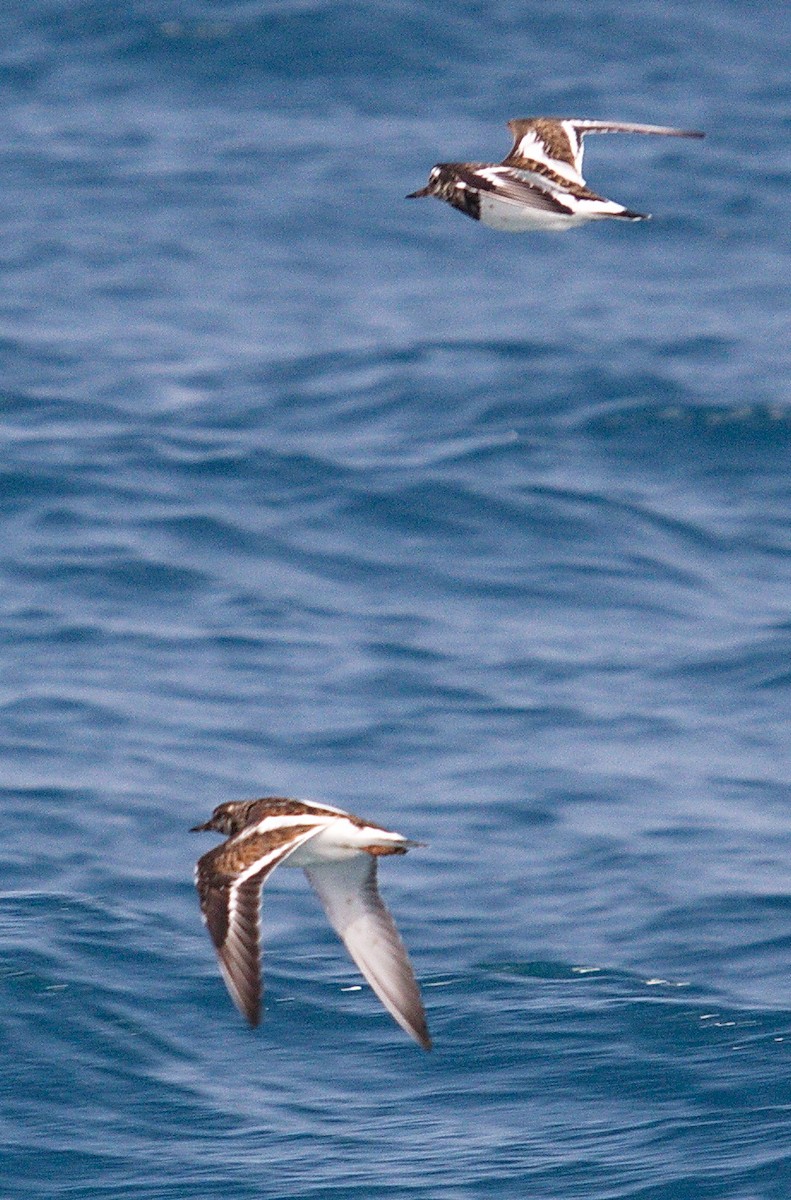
xmin=2 ymin=1 xmax=791 ymax=1196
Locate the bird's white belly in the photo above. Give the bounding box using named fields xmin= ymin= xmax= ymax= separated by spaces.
xmin=478 ymin=194 xmax=581 ymax=232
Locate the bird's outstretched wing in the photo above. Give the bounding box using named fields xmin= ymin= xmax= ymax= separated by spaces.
xmin=305 ymin=855 xmax=432 ymax=1050
xmin=195 ymin=824 xmax=324 ymax=1025
xmin=504 ymin=117 xmax=705 ymax=185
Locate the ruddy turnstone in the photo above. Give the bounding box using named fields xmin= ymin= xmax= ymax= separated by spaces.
xmin=192 ymin=796 xmax=432 ymax=1050
xmin=407 ymin=117 xmax=705 ymax=231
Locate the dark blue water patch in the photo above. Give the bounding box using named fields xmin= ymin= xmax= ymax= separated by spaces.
xmin=124 ymin=4 xmax=469 ymax=87
xmin=11 ymin=555 xmax=210 ymax=600
xmin=182 ymin=339 xmax=570 ymax=434
xmin=115 ymin=342 xmax=765 ymax=509
xmin=587 ymin=401 xmax=791 ymax=442
xmin=632 ymin=891 xmax=791 ymax=1005
xmin=664 ymin=626 xmax=791 ymax=693
xmin=579 ymin=402 xmax=791 ymax=477
xmin=1 ymin=692 xmax=127 ymax=733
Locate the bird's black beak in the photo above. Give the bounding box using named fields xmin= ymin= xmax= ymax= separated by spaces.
xmin=190 ymin=820 xmax=212 ymax=832
xmin=406 ymin=187 xmax=430 ymax=199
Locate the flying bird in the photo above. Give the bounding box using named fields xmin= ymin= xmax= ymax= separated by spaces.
xmin=192 ymin=796 xmax=431 ymax=1050
xmin=407 ymin=117 xmax=705 ymax=231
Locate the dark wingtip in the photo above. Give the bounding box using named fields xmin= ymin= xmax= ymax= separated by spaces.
xmin=244 ymin=992 xmax=262 ymax=1027
xmin=408 ymin=1000 xmax=432 ymax=1051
